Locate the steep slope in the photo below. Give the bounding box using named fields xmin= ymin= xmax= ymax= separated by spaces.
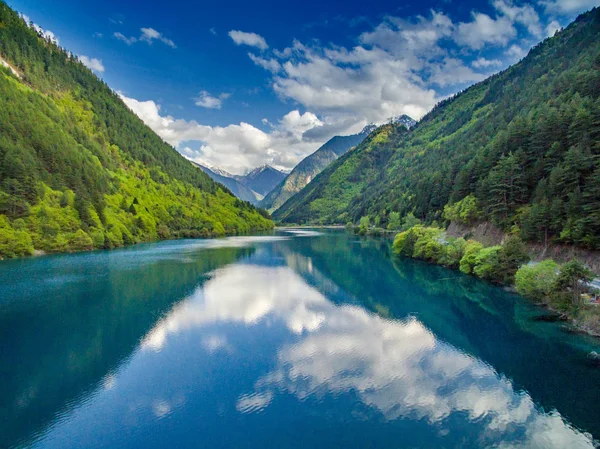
xmin=0 ymin=2 xmax=272 ymax=258
xmin=192 ymin=162 xmax=260 ymax=204
xmin=235 ymin=165 xmax=286 ymax=197
xmin=275 ymin=8 xmax=600 ymax=250
xmin=260 ymin=125 xmax=377 ymax=211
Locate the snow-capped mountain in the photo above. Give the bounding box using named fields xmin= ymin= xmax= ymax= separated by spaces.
xmin=234 ymin=165 xmax=287 ymax=196
xmin=388 ymin=114 xmax=417 ymax=129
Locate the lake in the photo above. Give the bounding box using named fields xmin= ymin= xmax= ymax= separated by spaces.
xmin=1 ymin=229 xmax=600 ymax=448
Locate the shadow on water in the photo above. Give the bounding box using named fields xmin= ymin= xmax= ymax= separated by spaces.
xmin=0 ymin=240 xmax=254 ymax=449
xmin=283 ymin=231 xmax=600 ymax=440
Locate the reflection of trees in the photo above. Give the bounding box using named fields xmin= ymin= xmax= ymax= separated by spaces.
xmin=0 ymin=243 xmax=252 ymax=449
xmin=283 ymin=232 xmax=600 ymax=440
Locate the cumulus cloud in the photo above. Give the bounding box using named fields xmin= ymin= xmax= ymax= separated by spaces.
xmin=455 ymin=13 xmax=516 ymax=49
xmin=545 ymin=20 xmax=562 ymax=36
xmin=248 ymin=53 xmax=281 ymax=73
xmin=538 ymin=0 xmax=600 ymax=14
xmin=125 ymin=2 xmax=563 ymax=173
xmin=493 ymin=0 xmax=542 ymax=37
xmin=506 ymin=44 xmax=528 ymax=60
xmin=472 ymin=57 xmax=503 ymax=69
xmin=119 ymin=93 xmax=343 ymax=174
xmin=20 ymin=14 xmax=59 ymax=45
xmin=250 ymin=3 xmax=545 ymax=126
xmin=194 ymin=91 xmax=230 ymax=109
xmin=114 ymin=28 xmax=176 ymax=48
xmin=228 ymin=30 xmax=268 ymax=50
xmin=78 ymin=55 xmax=105 ymax=73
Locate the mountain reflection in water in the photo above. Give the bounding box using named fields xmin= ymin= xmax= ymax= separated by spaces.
xmin=1 ymin=231 xmax=599 ymax=449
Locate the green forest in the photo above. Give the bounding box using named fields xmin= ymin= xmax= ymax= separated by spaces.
xmin=0 ymin=2 xmax=272 ymax=258
xmin=275 ymin=8 xmax=600 ymax=250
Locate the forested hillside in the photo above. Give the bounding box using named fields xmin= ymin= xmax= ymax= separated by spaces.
xmin=0 ymin=2 xmax=272 ymax=258
xmin=275 ymin=8 xmax=600 ymax=249
xmin=260 ymin=126 xmax=374 ymax=211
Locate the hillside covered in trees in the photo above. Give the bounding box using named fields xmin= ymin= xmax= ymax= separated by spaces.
xmin=0 ymin=2 xmax=272 ymax=258
xmin=260 ymin=125 xmax=375 ymax=211
xmin=275 ymin=8 xmax=600 ymax=249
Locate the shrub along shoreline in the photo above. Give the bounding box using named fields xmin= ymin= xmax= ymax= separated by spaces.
xmin=392 ymin=225 xmax=600 ymax=336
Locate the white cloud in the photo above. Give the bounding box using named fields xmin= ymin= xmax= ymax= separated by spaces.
xmin=194 ymin=91 xmax=230 ymax=109
xmin=539 ymin=0 xmax=600 ymax=14
xmin=507 ymin=44 xmax=528 ymax=60
xmin=248 ymin=53 xmax=282 ymax=73
xmin=119 ymin=93 xmax=340 ymax=174
xmin=140 ymin=27 xmax=176 ymax=48
xmin=124 ymin=2 xmax=560 ymax=174
xmin=472 ymin=57 xmax=503 ymax=69
xmin=545 ymin=20 xmax=562 ymax=36
xmin=228 ymin=30 xmax=268 ymax=50
xmin=113 ymin=32 xmax=137 ymax=45
xmin=114 ymin=28 xmax=176 ymax=48
xmin=20 ymin=14 xmax=59 ymax=45
xmin=209 ymin=27 xmax=217 ymax=35
xmin=493 ymin=0 xmax=542 ymax=37
xmin=455 ymin=13 xmax=516 ymax=49
xmin=428 ymin=58 xmax=486 ymax=87
xmin=78 ymin=55 xmax=105 ymax=73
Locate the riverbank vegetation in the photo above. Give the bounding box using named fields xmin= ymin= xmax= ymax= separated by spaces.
xmin=0 ymin=2 xmax=272 ymax=259
xmin=393 ymin=225 xmax=600 ymax=335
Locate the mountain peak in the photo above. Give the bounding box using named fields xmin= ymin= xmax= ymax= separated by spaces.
xmin=388 ymin=115 xmax=417 ymax=129
xmin=245 ymin=164 xmax=275 ymax=176
xmin=360 ymin=124 xmax=378 ymax=135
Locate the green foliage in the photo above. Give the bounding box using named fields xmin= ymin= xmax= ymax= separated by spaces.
xmin=553 ymin=259 xmax=595 ymax=306
xmin=0 ymin=215 xmax=33 ymax=258
xmin=495 ymin=236 xmax=531 ymax=283
xmin=276 ymin=9 xmax=600 ymax=249
xmin=412 ymin=227 xmax=445 ymax=261
xmin=472 ymin=246 xmax=502 ymax=280
xmin=387 ymin=212 xmax=401 ymax=230
xmin=438 ymin=237 xmax=467 ymax=268
xmin=0 ymin=2 xmax=272 ymax=258
xmin=401 ymin=212 xmax=422 ymax=231
xmin=443 ymin=194 xmax=481 ymax=224
xmin=393 ymin=225 xmax=425 ymax=257
xmin=459 ymin=241 xmax=484 ymax=274
xmin=393 ymin=227 xmax=529 ymax=283
xmin=515 ymin=259 xmax=561 ymax=301
xmin=357 ymin=216 xmax=370 ymax=235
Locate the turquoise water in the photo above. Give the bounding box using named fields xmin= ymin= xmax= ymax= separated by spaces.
xmin=1 ymin=230 xmax=600 ymax=448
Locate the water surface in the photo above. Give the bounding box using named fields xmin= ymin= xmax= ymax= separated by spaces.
xmin=1 ymin=230 xmax=599 ymax=448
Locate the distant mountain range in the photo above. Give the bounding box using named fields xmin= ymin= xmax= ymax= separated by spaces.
xmin=192 ymin=163 xmax=286 ymax=205
xmin=234 ymin=165 xmax=287 ymax=197
xmin=192 ymin=162 xmax=260 ymax=204
xmin=260 ymin=124 xmax=382 ymax=211
xmin=192 ymin=118 xmax=415 ymax=210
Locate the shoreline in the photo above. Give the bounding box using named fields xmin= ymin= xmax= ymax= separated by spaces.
xmin=0 ymin=226 xmax=275 ymax=262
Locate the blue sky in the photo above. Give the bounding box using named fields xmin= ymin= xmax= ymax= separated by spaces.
xmin=8 ymin=0 xmax=599 ymax=174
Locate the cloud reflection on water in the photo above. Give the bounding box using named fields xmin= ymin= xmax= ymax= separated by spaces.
xmin=140 ymin=263 xmax=596 ymax=448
